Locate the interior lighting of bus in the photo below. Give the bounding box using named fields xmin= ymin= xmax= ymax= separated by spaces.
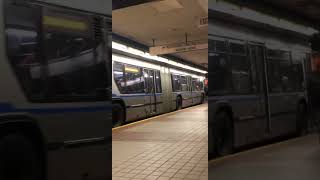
xmin=170 ymin=69 xmax=205 ymax=81
xmin=43 ymin=16 xmax=88 ymax=31
xmin=125 ymin=67 xmax=139 ymax=73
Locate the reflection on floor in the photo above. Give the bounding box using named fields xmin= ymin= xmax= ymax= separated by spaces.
xmin=112 ymin=104 xmax=208 ymax=180
xmin=209 ymin=134 xmax=320 ymax=180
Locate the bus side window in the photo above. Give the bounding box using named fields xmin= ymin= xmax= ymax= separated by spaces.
xmin=123 ymin=64 xmax=144 ymax=94
xmin=5 ymin=2 xmax=43 ymax=99
xmin=113 ymin=61 xmax=125 ymax=93
xmin=208 ymin=39 xmax=232 ymax=95
xmin=267 ymin=49 xmax=291 ymax=93
xmin=192 ymin=78 xmax=201 ymax=91
xmin=155 ymin=71 xmax=162 ymax=93
xmin=229 ymin=42 xmax=252 ymax=94
xmin=172 ymin=74 xmax=181 ymax=92
xmin=41 ymin=7 xmax=109 ymax=101
xmin=180 ymin=76 xmax=188 ymax=91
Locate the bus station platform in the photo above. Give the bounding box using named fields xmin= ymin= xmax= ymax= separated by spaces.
xmin=112 ymin=104 xmax=208 ymax=180
xmin=209 ymin=134 xmax=320 ymax=180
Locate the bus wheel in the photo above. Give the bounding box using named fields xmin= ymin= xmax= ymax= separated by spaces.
xmin=214 ymin=111 xmax=234 ymax=156
xmin=176 ymin=96 xmax=182 ymax=110
xmin=0 ymin=134 xmax=42 ymax=180
xmin=113 ymin=103 xmax=125 ymax=127
xmin=296 ymin=103 xmax=307 ymax=136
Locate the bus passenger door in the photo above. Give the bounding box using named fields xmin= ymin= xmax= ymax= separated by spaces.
xmin=249 ymin=44 xmax=270 ymax=138
xmin=144 ymin=69 xmax=157 ymax=115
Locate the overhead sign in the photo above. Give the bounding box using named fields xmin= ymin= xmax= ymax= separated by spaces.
xmin=199 ymin=16 xmax=208 ymax=27
xmin=149 ymin=43 xmax=208 ymax=56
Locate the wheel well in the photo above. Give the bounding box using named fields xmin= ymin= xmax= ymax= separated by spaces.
xmin=0 ymin=119 xmax=47 ymax=179
xmin=112 ymin=99 xmax=126 ymax=119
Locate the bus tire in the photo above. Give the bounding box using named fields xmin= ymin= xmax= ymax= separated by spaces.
xmin=214 ymin=111 xmax=234 ymax=156
xmin=176 ymin=96 xmax=182 ymax=110
xmin=0 ymin=134 xmax=42 ymax=180
xmin=113 ymin=103 xmax=125 ymax=127
xmin=296 ymin=103 xmax=307 ymax=136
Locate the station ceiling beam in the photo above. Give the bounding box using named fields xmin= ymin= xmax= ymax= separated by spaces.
xmin=112 ymin=33 xmax=207 ymax=71
xmin=112 ymin=0 xmax=163 ymax=10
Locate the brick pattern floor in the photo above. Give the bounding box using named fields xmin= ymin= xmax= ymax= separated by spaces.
xmin=112 ymin=104 xmax=208 ymax=180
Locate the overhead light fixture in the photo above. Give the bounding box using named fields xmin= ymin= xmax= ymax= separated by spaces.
xmin=112 ymin=41 xmax=207 ymax=74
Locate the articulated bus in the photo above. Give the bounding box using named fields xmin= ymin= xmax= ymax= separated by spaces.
xmin=112 ymin=42 xmax=206 ymax=127
xmin=209 ymin=17 xmax=311 ymax=157
xmin=0 ymin=0 xmax=111 ymax=179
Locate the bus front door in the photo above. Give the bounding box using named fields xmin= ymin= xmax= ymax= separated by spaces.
xmin=144 ymin=69 xmax=157 ymax=115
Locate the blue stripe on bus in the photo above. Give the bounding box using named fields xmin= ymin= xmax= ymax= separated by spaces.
xmin=118 ymin=94 xmax=163 ymax=98
xmin=0 ymin=103 xmax=112 ymax=114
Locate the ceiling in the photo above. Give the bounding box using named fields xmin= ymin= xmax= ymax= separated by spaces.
xmin=266 ymin=0 xmax=320 ymax=23
xmin=226 ymin=0 xmax=320 ymax=30
xmin=112 ymin=0 xmax=208 ymax=69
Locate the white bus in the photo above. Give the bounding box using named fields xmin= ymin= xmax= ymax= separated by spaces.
xmin=112 ymin=42 xmax=207 ymax=127
xmin=0 ymin=0 xmax=111 ymax=179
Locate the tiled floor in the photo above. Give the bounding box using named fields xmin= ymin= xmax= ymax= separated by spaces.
xmin=112 ymin=104 xmax=208 ymax=180
xmin=209 ymin=134 xmax=320 ymax=180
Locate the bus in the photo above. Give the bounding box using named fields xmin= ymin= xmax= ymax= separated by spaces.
xmin=209 ymin=18 xmax=311 ymax=157
xmin=0 ymin=0 xmax=111 ymax=179
xmin=112 ymin=42 xmax=206 ymax=127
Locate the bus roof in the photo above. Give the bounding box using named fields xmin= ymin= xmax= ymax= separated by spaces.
xmin=37 ymin=0 xmax=111 ymax=16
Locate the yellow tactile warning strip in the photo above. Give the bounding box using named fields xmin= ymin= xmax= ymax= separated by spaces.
xmin=112 ymin=104 xmax=208 ymax=180
xmin=112 ymin=104 xmax=206 ymax=132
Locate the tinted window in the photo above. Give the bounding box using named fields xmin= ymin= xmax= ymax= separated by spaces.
xmin=192 ymin=78 xmax=203 ymax=91
xmin=5 ymin=3 xmax=109 ymax=102
xmin=230 ymin=54 xmax=252 ymax=94
xmin=230 ymin=43 xmax=246 ymax=55
xmin=192 ymin=78 xmax=199 ymax=91
xmin=113 ymin=61 xmax=125 ymax=93
xmin=5 ymin=3 xmax=43 ymax=99
xmin=155 ymin=71 xmax=162 ymax=93
xmin=180 ymin=76 xmax=188 ymax=91
xmin=172 ymin=74 xmax=181 ymax=92
xmin=267 ymin=49 xmax=292 ymax=92
xmin=209 ymin=52 xmax=232 ymax=94
xmin=209 ymin=39 xmax=227 ymax=53
xmin=42 ymin=8 xmax=108 ymax=101
xmin=124 ymin=64 xmax=144 ymax=94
